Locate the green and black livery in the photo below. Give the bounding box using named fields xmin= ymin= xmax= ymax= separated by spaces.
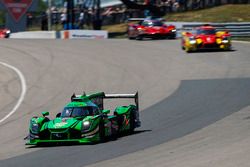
xmin=26 ymin=92 xmax=140 ymax=145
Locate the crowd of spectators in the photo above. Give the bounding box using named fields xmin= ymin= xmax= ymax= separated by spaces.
xmin=36 ymin=0 xmax=195 ymax=30
xmin=34 ymin=0 xmax=249 ymax=30
xmin=160 ymin=0 xmax=182 ymax=13
xmin=57 ymin=6 xmax=140 ymax=29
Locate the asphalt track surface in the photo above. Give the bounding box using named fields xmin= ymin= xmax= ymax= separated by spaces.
xmin=0 ymin=39 xmax=250 ymax=167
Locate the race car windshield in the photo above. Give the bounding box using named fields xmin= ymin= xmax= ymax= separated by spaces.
xmin=197 ymin=29 xmax=216 ymax=35
xmin=61 ymin=106 xmax=97 ymax=118
xmin=143 ymin=21 xmax=163 ymax=26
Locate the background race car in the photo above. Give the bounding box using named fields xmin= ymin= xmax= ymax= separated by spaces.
xmin=26 ymin=92 xmax=141 ymax=145
xmin=127 ymin=18 xmax=176 ymax=40
xmin=0 ymin=28 xmax=10 ymax=38
xmin=181 ymin=25 xmax=231 ymax=53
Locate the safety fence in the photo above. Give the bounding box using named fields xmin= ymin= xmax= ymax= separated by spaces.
xmin=10 ymin=30 xmax=108 ymax=39
xmin=10 ymin=22 xmax=250 ymax=39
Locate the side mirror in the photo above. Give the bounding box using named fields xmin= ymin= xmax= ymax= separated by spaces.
xmin=42 ymin=111 xmax=49 ymax=117
xmin=56 ymin=113 xmax=61 ymax=118
xmin=102 ymin=109 xmax=110 ymax=115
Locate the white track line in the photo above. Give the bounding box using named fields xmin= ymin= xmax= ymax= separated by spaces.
xmin=0 ymin=62 xmax=27 ymax=123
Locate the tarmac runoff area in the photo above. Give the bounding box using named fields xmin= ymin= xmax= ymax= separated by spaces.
xmin=86 ymin=40 xmax=250 ymax=167
xmin=0 ymin=39 xmax=250 ymax=167
xmin=86 ymin=105 xmax=250 ymax=167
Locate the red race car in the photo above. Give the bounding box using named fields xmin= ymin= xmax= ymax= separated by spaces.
xmin=127 ymin=18 xmax=176 ymax=40
xmin=0 ymin=28 xmax=11 ymax=38
xmin=181 ymin=25 xmax=231 ymax=52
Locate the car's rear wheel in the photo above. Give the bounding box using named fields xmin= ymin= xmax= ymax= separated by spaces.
xmin=110 ymin=120 xmax=118 ymax=140
xmin=129 ymin=110 xmax=136 ymax=133
xmin=128 ymin=36 xmax=135 ymax=40
xmin=169 ymin=34 xmax=176 ymax=39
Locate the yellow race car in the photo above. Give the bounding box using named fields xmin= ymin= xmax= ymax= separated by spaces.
xmin=181 ymin=25 xmax=232 ymax=53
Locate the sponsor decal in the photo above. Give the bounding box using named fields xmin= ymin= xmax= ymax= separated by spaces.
xmin=206 ymin=37 xmax=213 ymax=42
xmin=123 ymin=115 xmax=129 ymax=126
xmin=82 ymin=126 xmax=99 ymax=137
xmin=55 ymin=122 xmax=67 ymax=128
xmin=72 ymin=34 xmax=105 ymax=39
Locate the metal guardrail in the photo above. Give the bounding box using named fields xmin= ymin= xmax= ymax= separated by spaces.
xmin=182 ymin=22 xmax=250 ymax=37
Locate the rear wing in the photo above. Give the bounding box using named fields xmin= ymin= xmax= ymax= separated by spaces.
xmin=127 ymin=18 xmax=144 ymax=26
xmin=71 ymin=92 xmax=139 ymax=111
xmin=128 ymin=16 xmax=163 ymax=22
xmin=104 ymin=92 xmax=139 ymax=111
xmin=127 ymin=18 xmax=144 ymax=22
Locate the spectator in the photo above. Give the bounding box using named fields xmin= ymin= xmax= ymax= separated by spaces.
xmin=60 ymin=12 xmax=67 ymax=28
xmin=144 ymin=9 xmax=151 ymax=17
xmin=27 ymin=13 xmax=33 ymax=27
xmin=166 ymin=0 xmax=173 ymax=13
xmin=41 ymin=13 xmax=48 ymax=30
xmin=78 ymin=10 xmax=85 ymax=29
xmin=173 ymin=0 xmax=180 ymax=12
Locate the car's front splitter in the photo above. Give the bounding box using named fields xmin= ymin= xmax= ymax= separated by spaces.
xmin=26 ymin=134 xmax=100 ymax=145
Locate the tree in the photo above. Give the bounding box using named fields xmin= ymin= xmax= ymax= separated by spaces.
xmin=38 ymin=0 xmax=48 ymax=12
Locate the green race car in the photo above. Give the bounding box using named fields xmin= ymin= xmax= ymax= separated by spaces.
xmin=26 ymin=92 xmax=140 ymax=145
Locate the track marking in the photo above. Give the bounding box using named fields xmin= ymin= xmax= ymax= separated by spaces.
xmin=0 ymin=62 xmax=27 ymax=123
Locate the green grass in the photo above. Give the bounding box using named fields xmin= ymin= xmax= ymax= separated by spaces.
xmin=165 ymin=4 xmax=250 ymax=22
xmin=103 ymin=24 xmax=128 ymax=38
xmin=103 ymin=4 xmax=250 ymax=38
xmin=232 ymin=37 xmax=250 ymax=41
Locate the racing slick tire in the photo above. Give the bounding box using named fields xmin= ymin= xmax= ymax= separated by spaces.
xmin=129 ymin=110 xmax=136 ymax=133
xmin=225 ymin=45 xmax=232 ymax=51
xmin=168 ymin=34 xmax=176 ymax=39
xmin=110 ymin=120 xmax=118 ymax=140
xmin=185 ymin=46 xmax=192 ymax=53
xmin=136 ymin=35 xmax=143 ymax=40
xmin=99 ymin=120 xmax=106 ymax=142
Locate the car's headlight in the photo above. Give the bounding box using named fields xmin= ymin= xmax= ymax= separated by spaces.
xmin=31 ymin=123 xmax=39 ymax=134
xmin=189 ymin=37 xmax=196 ymax=44
xmin=6 ymin=30 xmax=10 ymax=34
xmin=82 ymin=121 xmax=91 ymax=131
xmin=171 ymin=29 xmax=176 ymax=32
xmin=189 ymin=40 xmax=196 ymax=44
xmin=222 ymin=37 xmax=229 ymax=43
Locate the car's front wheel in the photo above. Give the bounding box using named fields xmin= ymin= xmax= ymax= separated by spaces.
xmin=99 ymin=120 xmax=105 ymax=142
xmin=185 ymin=46 xmax=192 ymax=53
xmin=136 ymin=35 xmax=143 ymax=40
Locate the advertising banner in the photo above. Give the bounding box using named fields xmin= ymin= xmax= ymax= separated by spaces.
xmin=62 ymin=30 xmax=108 ymax=39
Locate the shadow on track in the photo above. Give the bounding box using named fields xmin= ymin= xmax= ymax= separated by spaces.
xmin=186 ymin=49 xmax=236 ymax=53
xmin=3 ymin=78 xmax=250 ymax=167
